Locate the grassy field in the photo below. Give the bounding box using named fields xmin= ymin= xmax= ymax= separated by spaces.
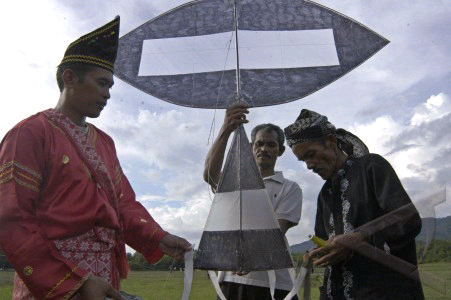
xmin=419 ymin=263 xmax=451 ymax=299
xmin=0 ymin=263 xmax=450 ymax=299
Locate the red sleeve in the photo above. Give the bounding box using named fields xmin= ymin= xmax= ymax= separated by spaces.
xmin=0 ymin=119 xmax=89 ymax=299
xmin=117 ymin=168 xmax=168 ymax=264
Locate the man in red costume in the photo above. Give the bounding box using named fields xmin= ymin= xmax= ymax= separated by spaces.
xmin=0 ymin=16 xmax=191 ymax=300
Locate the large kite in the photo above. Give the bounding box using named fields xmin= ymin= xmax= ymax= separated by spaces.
xmin=115 ymin=0 xmax=389 ymax=109
xmin=114 ymin=0 xmax=389 ymax=298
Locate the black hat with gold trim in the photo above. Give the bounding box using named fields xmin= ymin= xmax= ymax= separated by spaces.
xmin=58 ymin=16 xmax=120 ymax=73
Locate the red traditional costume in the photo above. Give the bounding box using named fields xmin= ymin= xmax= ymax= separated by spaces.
xmin=0 ymin=109 xmax=167 ymax=299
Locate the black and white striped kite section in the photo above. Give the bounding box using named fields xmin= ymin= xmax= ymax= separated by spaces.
xmin=194 ymin=126 xmax=293 ymax=271
xmin=114 ymin=0 xmax=389 ymax=109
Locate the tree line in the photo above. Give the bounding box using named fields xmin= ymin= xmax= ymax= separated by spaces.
xmin=127 ymin=252 xmax=186 ymax=271
xmin=1 ymin=240 xmax=450 ymax=272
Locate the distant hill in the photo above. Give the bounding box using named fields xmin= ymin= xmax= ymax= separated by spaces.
xmin=290 ymin=216 xmax=451 ymax=253
xmin=417 ymin=216 xmax=451 ymax=241
xmin=290 ymin=240 xmax=314 ymax=253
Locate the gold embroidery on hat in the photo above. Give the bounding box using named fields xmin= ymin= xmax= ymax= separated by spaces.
xmin=66 ymin=19 xmax=119 ymax=50
xmin=59 ymin=57 xmax=114 ymax=72
xmin=24 ymin=266 xmax=33 ymax=276
xmin=62 ymin=155 xmax=70 ymax=164
xmin=61 ymin=55 xmax=114 ymax=69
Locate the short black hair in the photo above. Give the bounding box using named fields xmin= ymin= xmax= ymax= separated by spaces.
xmin=251 ymin=123 xmax=285 ymax=147
xmin=56 ymin=64 xmax=96 ymax=92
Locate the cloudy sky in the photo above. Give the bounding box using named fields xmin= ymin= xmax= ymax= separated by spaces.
xmin=2 ymin=0 xmax=451 ymax=251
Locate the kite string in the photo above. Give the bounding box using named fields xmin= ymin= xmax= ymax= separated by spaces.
xmin=206 ymin=0 xmax=240 ymax=148
xmin=205 ymin=30 xmax=238 ymax=202
xmin=206 ymin=31 xmax=236 ymax=146
xmin=206 ymin=0 xmax=239 ymax=147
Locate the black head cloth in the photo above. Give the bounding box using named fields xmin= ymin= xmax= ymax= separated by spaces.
xmin=59 ymin=16 xmax=120 ymax=73
xmin=284 ymin=109 xmax=369 ymax=157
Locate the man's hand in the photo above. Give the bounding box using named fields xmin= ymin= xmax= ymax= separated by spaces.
xmin=203 ymin=101 xmax=249 ymax=188
xmin=309 ymin=232 xmax=365 ymax=267
xmin=221 ymin=101 xmax=249 ymax=135
xmin=79 ymin=275 xmax=123 ymax=300
xmin=158 ymin=234 xmax=192 ymax=260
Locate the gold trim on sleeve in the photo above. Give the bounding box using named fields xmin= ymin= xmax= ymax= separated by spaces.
xmin=0 ymin=160 xmax=42 ymax=192
xmin=61 ymin=273 xmax=91 ymax=300
xmin=44 ymin=266 xmax=79 ymax=299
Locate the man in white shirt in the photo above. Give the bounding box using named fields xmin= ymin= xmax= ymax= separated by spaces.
xmin=203 ymin=102 xmax=303 ymax=300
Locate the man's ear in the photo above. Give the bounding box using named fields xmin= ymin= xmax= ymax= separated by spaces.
xmin=278 ymin=145 xmax=286 ymax=156
xmin=62 ymin=69 xmax=78 ymax=88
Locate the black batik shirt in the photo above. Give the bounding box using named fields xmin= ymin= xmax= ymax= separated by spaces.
xmin=315 ymin=154 xmax=424 ymax=300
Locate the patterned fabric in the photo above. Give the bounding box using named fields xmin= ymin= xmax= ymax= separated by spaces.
xmin=43 ymin=109 xmax=129 ymax=279
xmin=335 ymin=129 xmax=369 ymax=158
xmin=323 ymin=160 xmax=355 ymax=300
xmin=284 ymin=109 xmax=335 ymax=146
xmin=54 ymin=227 xmax=118 ymax=286
xmin=43 ymin=109 xmax=120 ymax=214
xmin=59 ymin=16 xmax=120 ymax=73
xmin=13 ymin=227 xmax=117 ymax=300
xmin=284 ymin=109 xmax=369 ymax=157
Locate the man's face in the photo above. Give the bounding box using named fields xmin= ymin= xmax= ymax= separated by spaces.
xmin=252 ymin=129 xmax=282 ymax=170
xmin=68 ymin=67 xmax=114 ymax=119
xmin=291 ymin=138 xmax=338 ymax=180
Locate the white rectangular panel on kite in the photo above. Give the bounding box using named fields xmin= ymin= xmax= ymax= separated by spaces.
xmin=138 ymin=29 xmax=339 ymax=76
xmin=202 ymin=190 xmax=281 ymax=231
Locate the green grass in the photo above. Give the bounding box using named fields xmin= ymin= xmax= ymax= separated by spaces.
xmin=121 ymin=271 xmax=216 ymax=299
xmin=0 ymin=263 xmax=450 ymax=299
xmin=419 ymin=262 xmax=451 ymax=299
xmin=0 ymin=270 xmax=13 ymax=299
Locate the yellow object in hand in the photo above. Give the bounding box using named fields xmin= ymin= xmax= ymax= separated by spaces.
xmin=309 ymin=234 xmax=328 ymax=247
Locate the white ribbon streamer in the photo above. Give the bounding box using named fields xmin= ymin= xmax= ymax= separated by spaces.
xmin=268 ymin=270 xmax=276 ymax=300
xmin=181 ymin=248 xmax=194 ymax=300
xmin=288 ymin=267 xmax=300 ymax=299
xmin=208 ymin=271 xmax=228 ymax=300
xmin=283 ymin=258 xmax=312 ymax=300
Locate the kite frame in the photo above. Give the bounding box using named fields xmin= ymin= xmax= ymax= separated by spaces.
xmin=115 ymin=0 xmax=389 ymax=109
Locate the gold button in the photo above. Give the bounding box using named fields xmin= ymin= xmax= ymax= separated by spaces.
xmin=24 ymin=266 xmax=33 ymax=276
xmin=62 ymin=155 xmax=70 ymax=164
